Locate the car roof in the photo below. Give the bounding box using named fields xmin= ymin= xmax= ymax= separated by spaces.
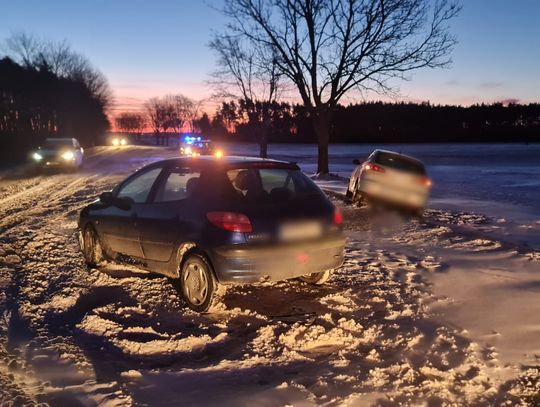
xmin=150 ymin=155 xmax=299 ymax=169
xmin=372 ymin=149 xmax=423 ymax=164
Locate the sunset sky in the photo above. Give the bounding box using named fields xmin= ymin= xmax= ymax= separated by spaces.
xmin=1 ymin=0 xmax=539 ymax=116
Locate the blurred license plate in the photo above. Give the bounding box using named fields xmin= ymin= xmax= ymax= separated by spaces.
xmin=279 ymin=221 xmax=322 ymax=241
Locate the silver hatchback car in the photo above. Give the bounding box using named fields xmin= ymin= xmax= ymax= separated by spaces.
xmin=347 ymin=149 xmax=431 ymax=214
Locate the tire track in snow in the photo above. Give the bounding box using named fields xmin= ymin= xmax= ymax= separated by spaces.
xmin=0 ymin=154 xmax=133 ymax=405
xmin=0 ymin=146 xmax=532 ymax=406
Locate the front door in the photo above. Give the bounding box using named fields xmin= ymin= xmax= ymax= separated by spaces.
xmin=106 ymin=166 xmax=163 ymax=258
xmin=138 ymin=165 xmax=202 ymax=262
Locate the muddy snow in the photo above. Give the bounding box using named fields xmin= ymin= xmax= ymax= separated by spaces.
xmin=0 ymin=144 xmax=539 ymax=406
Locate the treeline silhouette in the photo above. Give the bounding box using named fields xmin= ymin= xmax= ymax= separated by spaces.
xmin=205 ymin=100 xmax=540 ymax=144
xmin=0 ymin=33 xmax=111 ymax=161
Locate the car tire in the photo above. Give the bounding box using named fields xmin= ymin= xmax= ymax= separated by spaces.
xmin=300 ymin=269 xmax=333 ymax=285
xmin=351 ymin=184 xmax=365 ymax=206
xmin=179 ymin=253 xmax=219 ymax=313
xmin=81 ymin=225 xmax=103 ymax=267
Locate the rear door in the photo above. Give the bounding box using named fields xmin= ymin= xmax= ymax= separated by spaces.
xmin=137 ymin=164 xmax=203 ymax=262
xmin=100 ymin=166 xmax=163 ymax=258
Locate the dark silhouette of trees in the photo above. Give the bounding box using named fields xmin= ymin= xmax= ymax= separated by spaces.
xmin=6 ymin=32 xmax=111 ymax=110
xmin=143 ymin=94 xmax=201 ymax=145
xmin=0 ymin=33 xmax=111 ymax=158
xmin=210 ymin=99 xmax=540 ymax=144
xmin=115 ymin=112 xmax=146 ymax=140
xmin=216 ymin=0 xmax=460 ymax=173
xmin=194 ymin=113 xmax=213 ymax=136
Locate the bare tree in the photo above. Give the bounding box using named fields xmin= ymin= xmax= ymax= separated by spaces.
xmin=217 ymin=0 xmax=460 ymax=173
xmin=164 ymin=94 xmax=201 ymax=136
xmin=176 ymin=95 xmax=202 ymax=133
xmin=4 ymin=32 xmax=112 ymax=109
xmin=4 ymin=32 xmax=43 ymax=68
xmin=115 ymin=112 xmax=146 ymax=139
xmin=209 ymin=34 xmax=281 ymax=157
xmin=144 ymin=94 xmax=201 ymax=145
xmin=145 ymin=97 xmax=168 ymax=145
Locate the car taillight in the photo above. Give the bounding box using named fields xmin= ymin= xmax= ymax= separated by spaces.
xmin=364 ymin=163 xmax=385 ymax=173
xmin=417 ymin=176 xmax=432 ymax=187
xmin=333 ymin=207 xmax=343 ymax=225
xmin=207 ymin=212 xmax=252 ymax=233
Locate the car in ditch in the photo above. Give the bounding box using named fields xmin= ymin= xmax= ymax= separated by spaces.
xmin=31 ymin=137 xmax=84 ymax=170
xmin=79 ymin=156 xmax=345 ymax=312
xmin=347 ymin=149 xmax=431 ymax=214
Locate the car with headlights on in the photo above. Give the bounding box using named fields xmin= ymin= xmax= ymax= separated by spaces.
xmin=79 ymin=156 xmax=345 ymax=312
xmin=347 ymin=149 xmax=431 ymax=214
xmin=111 ymin=135 xmax=128 ymax=147
xmin=32 ymin=138 xmax=84 ymax=170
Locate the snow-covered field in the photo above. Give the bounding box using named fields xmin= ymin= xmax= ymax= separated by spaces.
xmin=0 ymin=143 xmax=539 ymax=406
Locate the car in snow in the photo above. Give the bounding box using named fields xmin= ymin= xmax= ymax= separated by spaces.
xmin=110 ymin=135 xmax=128 ymax=147
xmin=79 ymin=156 xmax=346 ymax=312
xmin=32 ymin=137 xmax=84 ymax=170
xmin=347 ymin=149 xmax=431 ymax=214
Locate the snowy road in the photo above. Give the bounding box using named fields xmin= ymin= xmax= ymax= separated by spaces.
xmin=0 ymin=145 xmax=539 ymax=406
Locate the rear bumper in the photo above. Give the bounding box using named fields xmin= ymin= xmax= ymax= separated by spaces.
xmin=209 ymin=235 xmax=346 ymax=284
xmin=359 ymin=178 xmax=428 ymax=209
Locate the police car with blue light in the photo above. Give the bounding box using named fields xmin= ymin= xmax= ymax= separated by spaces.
xmin=179 ymin=135 xmax=222 ymax=157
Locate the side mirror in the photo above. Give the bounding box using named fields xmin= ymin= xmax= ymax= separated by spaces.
xmin=352 ymin=159 xmax=360 ymax=165
xmin=99 ymin=191 xmax=114 ymax=204
xmin=99 ymin=192 xmax=133 ymax=210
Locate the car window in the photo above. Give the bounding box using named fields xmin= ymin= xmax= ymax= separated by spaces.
xmin=375 ymin=152 xmax=426 ymax=175
xmin=259 ymin=169 xmax=294 ymax=192
xmin=117 ymin=167 xmax=162 ymax=203
xmin=226 ymin=167 xmax=324 ymax=203
xmin=154 ymin=167 xmax=201 ymax=202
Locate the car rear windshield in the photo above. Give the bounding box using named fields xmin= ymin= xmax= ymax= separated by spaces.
xmin=224 ymin=167 xmax=325 ymax=204
xmin=44 ymin=139 xmax=73 ymax=148
xmin=375 ymin=152 xmax=426 ymax=175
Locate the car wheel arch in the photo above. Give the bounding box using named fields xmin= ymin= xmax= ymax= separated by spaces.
xmin=174 ymin=243 xmax=216 ymax=280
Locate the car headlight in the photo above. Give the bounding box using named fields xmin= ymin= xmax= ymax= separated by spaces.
xmin=32 ymin=152 xmax=42 ymax=161
xmin=62 ymin=151 xmax=75 ymax=161
xmin=214 ymin=149 xmax=223 ymax=158
xmin=120 ymin=138 xmax=127 ymax=145
xmin=112 ymin=138 xmax=119 ymax=146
